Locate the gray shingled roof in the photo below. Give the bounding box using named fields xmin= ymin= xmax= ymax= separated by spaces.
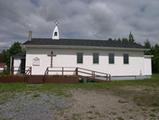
xmin=23 ymin=38 xmax=145 ymax=49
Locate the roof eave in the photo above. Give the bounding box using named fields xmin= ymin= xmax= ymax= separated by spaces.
xmin=23 ymin=44 xmax=146 ymax=51
xmin=144 ymin=55 xmax=154 ymax=58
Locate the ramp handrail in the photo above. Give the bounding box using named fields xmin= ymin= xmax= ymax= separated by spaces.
xmin=44 ymin=67 xmax=111 ymax=81
xmin=75 ymin=67 xmax=111 ymax=81
xmin=25 ymin=66 xmax=32 ymax=75
xmin=45 ymin=67 xmax=76 ymax=75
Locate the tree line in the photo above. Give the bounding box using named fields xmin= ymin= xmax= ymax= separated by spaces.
xmin=0 ymin=33 xmax=158 ymax=73
xmin=144 ymin=40 xmax=159 ymax=73
xmin=107 ymin=32 xmax=135 ymax=43
xmin=0 ymin=42 xmax=23 ymax=70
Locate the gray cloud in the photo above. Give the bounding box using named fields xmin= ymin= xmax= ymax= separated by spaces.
xmin=0 ymin=0 xmax=159 ymax=50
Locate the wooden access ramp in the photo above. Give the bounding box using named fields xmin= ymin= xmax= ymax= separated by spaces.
xmin=75 ymin=67 xmax=111 ymax=82
xmin=44 ymin=67 xmax=111 ymax=82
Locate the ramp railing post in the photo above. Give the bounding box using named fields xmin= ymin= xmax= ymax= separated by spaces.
xmin=92 ymin=71 xmax=95 ymax=79
xmin=62 ymin=67 xmax=64 ymax=76
xmin=106 ymin=74 xmax=108 ymax=81
xmin=75 ymin=68 xmax=78 ymax=76
xmin=30 ymin=67 xmax=32 ymax=75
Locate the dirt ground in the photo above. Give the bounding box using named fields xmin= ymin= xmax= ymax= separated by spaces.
xmin=0 ymin=88 xmax=159 ymax=120
xmin=55 ymin=89 xmax=148 ymax=120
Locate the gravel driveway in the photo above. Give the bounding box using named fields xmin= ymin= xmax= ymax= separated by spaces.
xmin=0 ymin=91 xmax=71 ymax=120
xmin=0 ymin=89 xmax=158 ymax=120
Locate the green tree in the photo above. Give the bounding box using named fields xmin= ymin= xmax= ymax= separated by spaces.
xmin=108 ymin=38 xmax=113 ymax=41
xmin=144 ymin=40 xmax=151 ymax=48
xmin=9 ymin=42 xmax=22 ymax=55
xmin=128 ymin=32 xmax=135 ymax=43
xmin=122 ymin=38 xmax=129 ymax=43
xmin=3 ymin=42 xmax=22 ymax=69
xmin=141 ymin=39 xmax=159 ymax=73
xmin=0 ymin=52 xmax=4 ymax=62
xmin=117 ymin=38 xmax=121 ymax=42
xmin=152 ymin=44 xmax=159 ymax=73
xmin=144 ymin=40 xmax=152 ymax=55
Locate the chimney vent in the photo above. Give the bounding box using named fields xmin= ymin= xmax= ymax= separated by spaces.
xmin=28 ymin=31 xmax=32 ymax=41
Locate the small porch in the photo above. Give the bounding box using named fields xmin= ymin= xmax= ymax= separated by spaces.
xmin=10 ymin=52 xmax=26 ymax=75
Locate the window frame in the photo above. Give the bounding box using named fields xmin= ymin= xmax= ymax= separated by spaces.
xmin=93 ymin=53 xmax=99 ymax=64
xmin=77 ymin=53 xmax=83 ymax=64
xmin=109 ymin=53 xmax=115 ymax=64
xmin=123 ymin=53 xmax=129 ymax=64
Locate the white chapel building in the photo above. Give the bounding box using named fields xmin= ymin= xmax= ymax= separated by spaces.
xmin=12 ymin=25 xmax=152 ymax=80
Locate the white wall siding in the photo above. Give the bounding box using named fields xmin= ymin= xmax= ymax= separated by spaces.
xmin=144 ymin=57 xmax=152 ymax=75
xmin=26 ymin=48 xmax=150 ymax=76
xmin=26 ymin=49 xmax=50 ymax=75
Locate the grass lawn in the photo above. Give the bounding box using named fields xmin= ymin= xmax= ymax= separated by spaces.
xmin=0 ymin=74 xmax=159 ymax=103
xmin=0 ymin=74 xmax=159 ymax=119
xmin=0 ymin=74 xmax=159 ymax=91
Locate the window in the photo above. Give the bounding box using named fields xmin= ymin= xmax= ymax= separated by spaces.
xmin=77 ymin=53 xmax=83 ymax=64
xmin=123 ymin=54 xmax=129 ymax=64
xmin=54 ymin=32 xmax=57 ymax=36
xmin=109 ymin=53 xmax=114 ymax=64
xmin=93 ymin=53 xmax=99 ymax=64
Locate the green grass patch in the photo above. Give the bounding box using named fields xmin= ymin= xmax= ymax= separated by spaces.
xmin=107 ymin=74 xmax=159 ymax=108
xmin=134 ymin=94 xmax=159 ymax=107
xmin=0 ymin=74 xmax=159 ymax=91
xmin=0 ymin=74 xmax=158 ymax=102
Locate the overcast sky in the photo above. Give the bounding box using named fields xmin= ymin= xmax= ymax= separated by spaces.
xmin=0 ymin=0 xmax=159 ymax=50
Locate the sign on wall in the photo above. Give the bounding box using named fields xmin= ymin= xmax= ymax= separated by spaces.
xmin=33 ymin=57 xmax=40 ymax=66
